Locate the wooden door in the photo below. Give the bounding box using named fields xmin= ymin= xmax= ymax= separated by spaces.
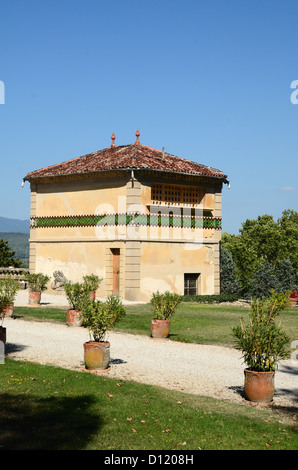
xmin=111 ymin=248 xmax=120 ymax=295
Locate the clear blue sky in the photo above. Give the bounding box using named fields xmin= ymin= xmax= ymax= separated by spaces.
xmin=0 ymin=0 xmax=297 ymax=234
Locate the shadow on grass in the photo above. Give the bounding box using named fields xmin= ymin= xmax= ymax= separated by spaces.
xmin=228 ymin=384 xmax=298 ymax=421
xmin=0 ymin=393 xmax=101 ymax=450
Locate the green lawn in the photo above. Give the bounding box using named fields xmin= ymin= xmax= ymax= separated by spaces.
xmin=0 ymin=359 xmax=297 ymax=450
xmin=119 ymin=303 xmax=249 ymax=345
xmin=3 ymin=303 xmax=298 ymax=450
xmin=13 ymin=302 xmax=298 ymax=347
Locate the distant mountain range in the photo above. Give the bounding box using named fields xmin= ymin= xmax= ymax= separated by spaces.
xmin=0 ymin=216 xmax=30 ymax=233
xmin=0 ymin=217 xmax=30 ymax=266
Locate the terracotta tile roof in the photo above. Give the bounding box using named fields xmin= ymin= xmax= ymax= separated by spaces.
xmin=24 ymin=139 xmax=228 ymax=183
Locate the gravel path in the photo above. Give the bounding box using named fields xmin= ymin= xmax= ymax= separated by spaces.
xmin=3 ymin=310 xmax=298 ymax=411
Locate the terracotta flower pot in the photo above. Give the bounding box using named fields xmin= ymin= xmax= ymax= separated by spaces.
xmin=289 ymin=298 xmax=298 ymax=306
xmin=151 ymin=318 xmax=170 ymax=339
xmin=0 ymin=326 xmax=6 ymax=345
xmin=244 ymin=368 xmax=275 ymax=403
xmin=89 ymin=291 xmax=96 ymax=301
xmin=3 ymin=302 xmax=14 ymax=317
xmin=83 ymin=341 xmax=110 ymax=371
xmin=66 ymin=309 xmax=81 ymax=327
xmin=28 ymin=291 xmax=41 ymax=305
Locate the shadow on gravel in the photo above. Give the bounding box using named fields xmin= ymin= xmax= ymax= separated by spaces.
xmin=278 ymin=364 xmax=298 ymax=376
xmin=5 ymin=343 xmax=28 ymax=354
xmin=227 ymin=385 xmax=245 ymax=399
xmin=110 ymin=357 xmax=127 ymax=365
xmin=275 ymin=387 xmax=298 ymax=401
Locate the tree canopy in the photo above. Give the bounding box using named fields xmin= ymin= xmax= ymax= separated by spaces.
xmin=221 ymin=209 xmax=298 ymax=297
xmin=0 ymin=239 xmax=23 ymax=267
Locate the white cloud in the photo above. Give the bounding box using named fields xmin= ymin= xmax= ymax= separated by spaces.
xmin=281 ymin=186 xmax=296 ymax=192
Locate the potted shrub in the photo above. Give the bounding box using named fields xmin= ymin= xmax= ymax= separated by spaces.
xmin=79 ymin=295 xmax=126 ymax=372
xmin=83 ymin=274 xmax=102 ymax=301
xmin=289 ymin=290 xmax=298 ymax=306
xmin=64 ymin=280 xmax=90 ymax=326
xmin=232 ymin=291 xmax=290 ymax=403
xmin=0 ymin=278 xmax=20 ymax=317
xmin=150 ymin=291 xmax=182 ymax=339
xmin=25 ymin=273 xmax=50 ymax=305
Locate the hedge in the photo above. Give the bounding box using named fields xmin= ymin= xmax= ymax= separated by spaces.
xmin=182 ymin=294 xmax=242 ymax=303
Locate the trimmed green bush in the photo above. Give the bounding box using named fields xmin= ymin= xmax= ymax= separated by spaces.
xmin=182 ymin=294 xmax=241 ymax=304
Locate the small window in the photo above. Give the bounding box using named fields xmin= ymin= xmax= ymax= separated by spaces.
xmin=184 ymin=273 xmax=199 ymax=296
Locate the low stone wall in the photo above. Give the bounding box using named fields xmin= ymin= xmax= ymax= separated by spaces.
xmin=0 ymin=267 xmax=30 ymax=289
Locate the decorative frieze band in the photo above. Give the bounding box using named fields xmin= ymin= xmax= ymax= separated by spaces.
xmin=30 ymin=213 xmax=222 ymax=230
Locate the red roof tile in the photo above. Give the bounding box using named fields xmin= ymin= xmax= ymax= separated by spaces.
xmin=24 ymin=142 xmax=228 ymax=182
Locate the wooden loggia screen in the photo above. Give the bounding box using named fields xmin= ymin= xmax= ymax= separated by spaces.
xmin=151 ymin=183 xmax=205 ymax=207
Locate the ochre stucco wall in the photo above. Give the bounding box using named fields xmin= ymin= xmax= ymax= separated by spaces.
xmin=139 ymin=241 xmax=216 ymax=301
xmin=35 ymin=241 xmax=106 ymax=296
xmin=29 ymin=173 xmax=222 ymax=300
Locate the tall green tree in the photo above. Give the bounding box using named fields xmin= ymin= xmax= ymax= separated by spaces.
xmin=247 ymin=258 xmax=298 ymax=299
xmin=240 ymin=214 xmax=282 ymax=265
xmin=220 ymin=246 xmax=240 ymax=294
xmin=248 ymin=260 xmax=279 ymax=298
xmin=221 ymin=231 xmax=258 ymax=292
xmin=0 ymin=239 xmax=23 ymax=267
xmin=222 ymin=209 xmax=298 ymax=294
xmin=275 ymin=258 xmax=298 ymax=293
xmin=278 ymin=209 xmax=298 ymax=269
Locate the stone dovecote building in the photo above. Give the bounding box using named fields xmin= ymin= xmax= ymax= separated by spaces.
xmin=24 ymin=130 xmax=229 ymax=302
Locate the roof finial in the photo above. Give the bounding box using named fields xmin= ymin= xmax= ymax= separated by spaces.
xmin=111 ymin=131 xmax=115 ymax=147
xmin=135 ymin=128 xmax=140 ymax=144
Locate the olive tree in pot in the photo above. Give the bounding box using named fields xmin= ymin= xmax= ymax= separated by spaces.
xmin=79 ymin=295 xmax=126 ymax=372
xmin=64 ymin=280 xmax=89 ymax=327
xmin=150 ymin=291 xmax=182 ymax=339
xmin=83 ymin=274 xmax=103 ymax=301
xmin=232 ymin=291 xmax=290 ymax=403
xmin=0 ymin=278 xmax=20 ymax=317
xmin=25 ymin=273 xmax=50 ymax=305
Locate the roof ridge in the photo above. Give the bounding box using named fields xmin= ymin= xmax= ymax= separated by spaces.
xmin=24 ymin=140 xmax=228 ymax=182
xmin=131 ymin=143 xmax=223 ymax=173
